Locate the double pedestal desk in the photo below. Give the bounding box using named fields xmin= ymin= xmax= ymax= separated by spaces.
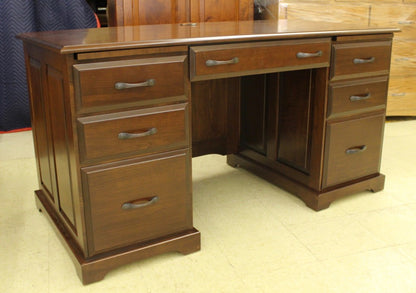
xmin=19 ymin=20 xmax=398 ymax=284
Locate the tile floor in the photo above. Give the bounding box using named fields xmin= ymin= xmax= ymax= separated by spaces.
xmin=1 ymin=119 xmax=416 ymax=293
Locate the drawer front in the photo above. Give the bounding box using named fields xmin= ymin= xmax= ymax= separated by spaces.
xmin=82 ymin=151 xmax=192 ymax=255
xmin=73 ymin=55 xmax=187 ymax=112
xmin=331 ymin=41 xmax=392 ymax=80
xmin=190 ymin=39 xmax=331 ymax=81
xmin=328 ymin=77 xmax=388 ymax=118
xmin=323 ymin=113 xmax=384 ymax=188
xmin=78 ymin=104 xmax=189 ymax=162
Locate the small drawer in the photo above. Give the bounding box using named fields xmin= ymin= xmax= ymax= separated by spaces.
xmin=81 ymin=150 xmax=192 ymax=255
xmin=78 ymin=103 xmax=189 ymax=162
xmin=323 ymin=113 xmax=384 ymax=188
xmin=190 ymin=39 xmax=331 ymax=81
xmin=328 ymin=76 xmax=388 ymax=118
xmin=331 ymin=41 xmax=392 ymax=80
xmin=73 ymin=55 xmax=187 ymax=112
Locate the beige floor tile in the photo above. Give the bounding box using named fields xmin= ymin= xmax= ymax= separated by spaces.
xmin=320 ymin=247 xmax=416 ymax=293
xmin=287 ymin=215 xmax=387 ymax=261
xmin=397 ymin=241 xmax=416 ymax=264
xmin=355 ymin=205 xmax=416 ymax=245
xmin=0 ymin=131 xmax=35 ymax=160
xmin=234 ymin=261 xmax=332 ymax=293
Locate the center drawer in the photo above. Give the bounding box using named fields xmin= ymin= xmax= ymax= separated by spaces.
xmin=78 ymin=103 xmax=189 ymax=162
xmin=81 ymin=150 xmax=192 ymax=255
xmin=190 ymin=39 xmax=331 ymax=81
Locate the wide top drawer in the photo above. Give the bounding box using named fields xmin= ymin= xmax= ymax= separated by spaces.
xmin=331 ymin=41 xmax=392 ymax=80
xmin=190 ymin=39 xmax=331 ymax=81
xmin=73 ymin=55 xmax=187 ymax=113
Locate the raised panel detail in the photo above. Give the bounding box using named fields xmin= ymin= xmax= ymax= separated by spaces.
xmin=277 ymin=70 xmax=314 ymax=174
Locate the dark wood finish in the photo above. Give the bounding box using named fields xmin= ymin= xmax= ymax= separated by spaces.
xmin=191 ymin=78 xmax=240 ymax=157
xmin=323 ymin=112 xmax=385 ymax=188
xmin=17 ymin=22 xmax=398 ymax=55
xmin=238 ymin=67 xmax=329 ymax=190
xmin=82 ymin=150 xmax=193 ymax=255
xmin=328 ymin=76 xmax=388 ymax=118
xmin=78 ymin=104 xmax=189 ymax=162
xmin=277 ymin=70 xmax=314 ymax=173
xmin=331 ymin=40 xmax=393 ymax=80
xmin=190 ymin=39 xmax=331 ymax=81
xmin=240 ymin=75 xmax=267 ymax=155
xmin=19 ymin=22 xmax=397 ymax=284
xmin=73 ymin=56 xmax=187 ymax=113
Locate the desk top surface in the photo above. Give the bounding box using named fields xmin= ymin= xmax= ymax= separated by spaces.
xmin=18 ymin=20 xmax=399 ymax=54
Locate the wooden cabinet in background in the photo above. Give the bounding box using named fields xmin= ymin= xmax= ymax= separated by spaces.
xmin=107 ymin=0 xmax=254 ymax=26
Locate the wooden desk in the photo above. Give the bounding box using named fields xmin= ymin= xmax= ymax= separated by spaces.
xmin=19 ymin=20 xmax=398 ymax=284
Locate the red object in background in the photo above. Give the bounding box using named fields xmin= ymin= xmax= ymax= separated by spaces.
xmin=95 ymin=13 xmax=101 ymax=28
xmin=0 ymin=127 xmax=32 ymax=134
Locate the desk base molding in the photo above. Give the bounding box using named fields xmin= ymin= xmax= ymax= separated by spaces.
xmin=35 ymin=190 xmax=201 ymax=285
xmin=227 ymin=154 xmax=385 ymax=211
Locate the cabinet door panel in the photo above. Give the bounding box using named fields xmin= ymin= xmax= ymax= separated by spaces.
xmin=190 ymin=0 xmax=253 ymax=22
xmin=108 ymin=0 xmax=188 ymax=26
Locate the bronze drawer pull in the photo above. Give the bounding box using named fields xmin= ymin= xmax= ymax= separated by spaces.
xmin=296 ymin=51 xmax=323 ymax=58
xmin=122 ymin=196 xmax=159 ymax=210
xmin=114 ymin=79 xmax=156 ymax=90
xmin=353 ymin=57 xmax=375 ymax=64
xmin=350 ymin=93 xmax=371 ymax=102
xmin=206 ymin=57 xmax=239 ymax=67
xmin=345 ymin=145 xmax=367 ymax=155
xmin=118 ymin=127 xmax=157 ymax=140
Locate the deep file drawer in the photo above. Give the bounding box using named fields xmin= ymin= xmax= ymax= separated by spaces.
xmin=77 ymin=103 xmax=189 ymax=162
xmin=81 ymin=150 xmax=193 ymax=255
xmin=73 ymin=55 xmax=187 ymax=112
xmin=190 ymin=38 xmax=331 ymax=81
xmin=322 ymin=113 xmax=385 ymax=188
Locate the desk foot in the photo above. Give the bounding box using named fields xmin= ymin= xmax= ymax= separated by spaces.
xmin=227 ymin=154 xmax=385 ymax=211
xmin=34 ymin=190 xmax=201 ymax=285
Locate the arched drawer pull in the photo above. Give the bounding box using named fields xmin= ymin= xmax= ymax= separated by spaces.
xmin=118 ymin=127 xmax=157 ymax=140
xmin=350 ymin=93 xmax=371 ymax=102
xmin=115 ymin=79 xmax=156 ymax=90
xmin=296 ymin=51 xmax=322 ymax=58
xmin=353 ymin=57 xmax=375 ymax=64
xmin=206 ymin=57 xmax=239 ymax=67
xmin=346 ymin=145 xmax=367 ymax=155
xmin=122 ymin=196 xmax=159 ymax=210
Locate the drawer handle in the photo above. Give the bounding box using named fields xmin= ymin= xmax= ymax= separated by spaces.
xmin=296 ymin=51 xmax=323 ymax=58
xmin=350 ymin=93 xmax=371 ymax=102
xmin=206 ymin=57 xmax=239 ymax=67
xmin=122 ymin=196 xmax=159 ymax=210
xmin=346 ymin=145 xmax=367 ymax=155
xmin=114 ymin=79 xmax=156 ymax=90
xmin=118 ymin=127 xmax=157 ymax=140
xmin=353 ymin=57 xmax=375 ymax=64
xmin=180 ymin=22 xmax=197 ymax=27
